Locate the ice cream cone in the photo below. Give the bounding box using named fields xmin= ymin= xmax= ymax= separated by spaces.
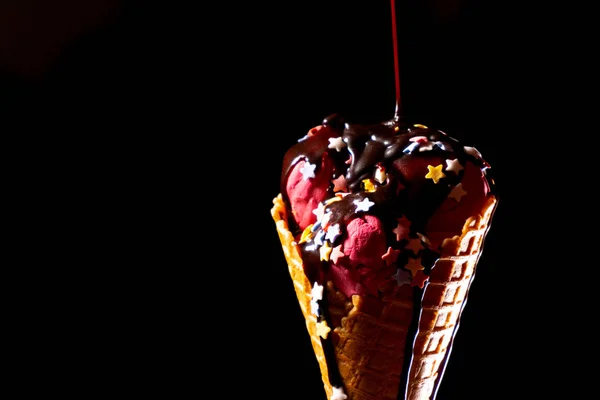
xmin=406 ymin=195 xmax=497 ymax=399
xmin=272 ymin=193 xmax=497 ymax=400
xmin=272 ymin=193 xmax=334 ymax=400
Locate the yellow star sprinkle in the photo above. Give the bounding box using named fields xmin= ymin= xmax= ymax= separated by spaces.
xmin=320 ymin=242 xmax=333 ymax=261
xmin=299 ymin=225 xmax=314 ymax=244
xmin=362 ymin=179 xmax=376 ymax=193
xmin=316 ymin=321 xmax=331 ymax=339
xmin=425 ymin=164 xmax=446 ymax=184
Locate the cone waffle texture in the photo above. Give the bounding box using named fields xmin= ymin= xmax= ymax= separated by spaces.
xmin=406 ymin=195 xmax=496 ymax=399
xmin=272 ymin=194 xmax=497 ymax=400
xmin=272 ymin=193 xmax=334 ymax=400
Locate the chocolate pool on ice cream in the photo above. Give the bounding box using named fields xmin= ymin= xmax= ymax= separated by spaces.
xmin=271 ymin=114 xmax=498 ymax=400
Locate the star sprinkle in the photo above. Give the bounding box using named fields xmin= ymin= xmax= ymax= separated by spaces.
xmin=300 ymin=161 xmax=316 ymax=180
xmin=374 ymin=164 xmax=387 ymax=184
xmin=312 ymin=202 xmax=326 ymax=221
xmin=331 ymin=245 xmax=345 ymax=264
xmin=405 ymin=238 xmax=424 ymax=254
xmin=311 ymin=282 xmax=324 ymax=301
xmin=425 ymin=164 xmax=446 ymax=184
xmin=393 ymin=216 xmax=412 ymax=241
xmin=382 ymin=246 xmax=401 ymax=266
xmin=299 ymin=225 xmax=314 ymax=244
xmin=448 ymin=183 xmax=467 ymax=202
xmin=331 ymin=175 xmax=348 ymax=192
xmin=320 ymin=241 xmax=333 ymax=261
xmin=354 ymin=197 xmax=375 ymax=212
xmin=316 ymin=320 xmax=331 ymax=339
xmin=331 ymin=387 xmax=348 ymax=400
xmin=405 ymin=257 xmax=424 ymax=276
xmin=392 ymin=268 xmax=411 ymax=286
xmin=328 ymin=137 xmax=346 ymax=152
xmin=445 ymin=158 xmax=464 ymax=174
xmin=411 ymin=270 xmax=429 ymax=288
xmin=325 ymin=224 xmax=341 ymax=243
xmin=362 ymin=179 xmax=376 ymax=193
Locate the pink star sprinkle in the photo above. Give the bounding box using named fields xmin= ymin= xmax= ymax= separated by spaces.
xmin=330 ymin=245 xmax=345 ymax=264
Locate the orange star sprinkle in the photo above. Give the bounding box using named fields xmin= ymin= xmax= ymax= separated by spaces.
xmin=425 ymin=164 xmax=446 ymax=184
xmin=381 ymin=246 xmax=401 ymax=266
xmin=331 ymin=175 xmax=348 ymax=192
xmin=316 ymin=321 xmax=331 ymax=339
xmin=405 ymin=257 xmax=424 ymax=275
xmin=411 ymin=270 xmax=429 ymax=288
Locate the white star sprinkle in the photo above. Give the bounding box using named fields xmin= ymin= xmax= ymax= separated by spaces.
xmin=445 ymin=158 xmax=464 ymax=174
xmin=311 ymin=282 xmax=324 ymax=301
xmin=448 ymin=183 xmax=468 ymax=201
xmin=331 ymin=387 xmax=348 ymax=400
xmin=312 ymin=202 xmax=326 ymax=220
xmin=300 ymin=162 xmax=316 ymax=180
xmin=354 ymin=197 xmax=375 ymax=212
xmin=328 ymin=137 xmax=346 ymax=152
xmin=325 ymin=224 xmax=341 ymax=243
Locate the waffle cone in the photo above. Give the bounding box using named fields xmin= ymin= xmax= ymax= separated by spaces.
xmin=272 ymin=194 xmax=497 ymax=400
xmin=272 ymin=194 xmax=334 ymax=400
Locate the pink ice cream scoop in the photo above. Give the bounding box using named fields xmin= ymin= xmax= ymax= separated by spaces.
xmin=282 ymin=125 xmax=339 ymax=232
xmin=281 ymin=116 xmax=494 ymax=285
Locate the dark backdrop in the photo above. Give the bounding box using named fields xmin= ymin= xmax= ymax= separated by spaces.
xmin=1 ymin=1 xmax=572 ymax=399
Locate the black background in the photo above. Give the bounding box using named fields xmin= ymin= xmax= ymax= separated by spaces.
xmin=1 ymin=1 xmax=577 ymax=398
